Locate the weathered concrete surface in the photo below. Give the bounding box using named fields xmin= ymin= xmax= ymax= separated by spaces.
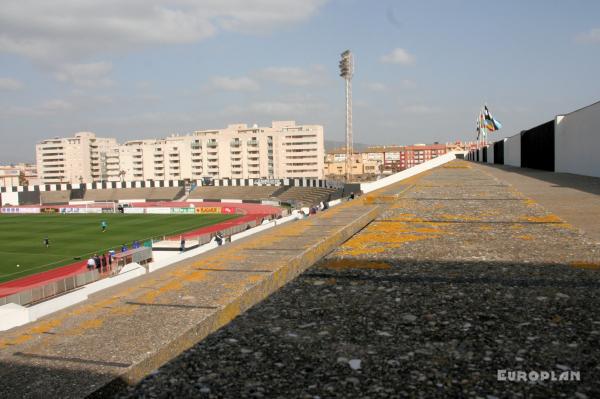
xmin=0 ymin=199 xmax=381 ymax=399
xmin=118 ymin=160 xmax=600 ymax=398
xmin=474 ymin=163 xmax=600 ymax=243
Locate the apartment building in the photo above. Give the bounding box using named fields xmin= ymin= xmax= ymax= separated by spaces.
xmin=35 ymin=132 xmax=118 ymax=184
xmin=35 ymin=121 xmax=324 ymax=184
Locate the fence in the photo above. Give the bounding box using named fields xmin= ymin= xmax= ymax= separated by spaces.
xmin=0 ymin=269 xmax=100 ymax=307
xmin=153 ymin=218 xmax=262 ymax=248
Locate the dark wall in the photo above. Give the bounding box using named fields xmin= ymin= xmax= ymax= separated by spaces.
xmin=70 ymin=188 xmax=85 ymax=200
xmin=18 ymin=191 xmax=41 ymax=205
xmin=521 ymin=121 xmax=555 ymax=171
xmin=482 ymin=147 xmax=488 ymax=163
xmin=493 ymin=140 xmax=504 ymax=165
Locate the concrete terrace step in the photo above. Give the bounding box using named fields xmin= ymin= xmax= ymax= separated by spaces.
xmin=0 ymin=194 xmax=384 ymax=398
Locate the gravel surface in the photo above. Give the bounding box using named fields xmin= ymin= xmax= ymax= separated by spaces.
xmin=116 ymin=260 xmax=600 ymax=399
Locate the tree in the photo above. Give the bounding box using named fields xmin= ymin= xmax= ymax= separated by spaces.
xmin=18 ymin=171 xmax=28 ymax=186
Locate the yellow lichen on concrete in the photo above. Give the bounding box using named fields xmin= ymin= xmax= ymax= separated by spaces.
xmin=521 ymin=214 xmax=563 ymax=223
xmin=516 ymin=235 xmax=535 ymax=241
xmin=438 ymin=214 xmax=482 ymax=221
xmin=337 ymin=223 xmax=439 ymax=256
xmin=216 ymin=301 xmax=241 ymax=327
xmin=363 ymin=195 xmax=398 ymax=204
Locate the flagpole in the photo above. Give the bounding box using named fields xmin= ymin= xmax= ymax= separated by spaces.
xmin=481 ymin=105 xmax=487 ymax=148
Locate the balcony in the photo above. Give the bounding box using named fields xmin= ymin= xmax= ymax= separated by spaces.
xmin=230 ymin=140 xmax=241 ymax=147
xmin=247 ymin=140 xmax=259 ymax=146
xmin=191 ymin=144 xmax=202 ymax=150
xmin=207 ymin=142 xmax=218 ymax=148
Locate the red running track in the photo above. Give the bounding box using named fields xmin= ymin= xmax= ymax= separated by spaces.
xmin=0 ymin=202 xmax=281 ymax=299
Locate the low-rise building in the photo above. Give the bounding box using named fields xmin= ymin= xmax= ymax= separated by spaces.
xmin=0 ymin=163 xmax=39 ymax=187
xmin=324 ymin=141 xmax=478 ymax=178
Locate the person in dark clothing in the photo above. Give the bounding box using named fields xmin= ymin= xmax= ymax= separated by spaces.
xmin=215 ymin=231 xmax=224 ymax=246
xmin=93 ymin=254 xmax=101 ymax=271
xmin=101 ymin=254 xmax=107 ymax=272
xmin=43 ymin=236 xmax=50 ymax=248
xmin=180 ymin=236 xmax=186 ymax=253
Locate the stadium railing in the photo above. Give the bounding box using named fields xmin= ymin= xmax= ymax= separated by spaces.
xmin=0 ymin=269 xmax=100 ymax=307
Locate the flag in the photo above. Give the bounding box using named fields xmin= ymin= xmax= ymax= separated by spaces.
xmin=483 ymin=105 xmax=502 ymax=132
xmin=478 ymin=110 xmax=486 ymax=139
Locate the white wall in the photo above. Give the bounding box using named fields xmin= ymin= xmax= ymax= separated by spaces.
xmin=505 ymin=133 xmax=521 ymax=167
xmin=487 ymin=145 xmax=494 ymax=164
xmin=555 ymin=101 xmax=600 ymax=177
xmin=1 ymin=191 xmax=19 ymax=206
xmin=360 ymin=152 xmax=459 ymax=193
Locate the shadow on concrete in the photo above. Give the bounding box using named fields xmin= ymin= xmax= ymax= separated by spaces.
xmin=107 ymin=257 xmax=600 ymax=398
xmin=478 ymin=163 xmax=600 ymax=197
xmin=0 ymin=358 xmax=130 ymax=399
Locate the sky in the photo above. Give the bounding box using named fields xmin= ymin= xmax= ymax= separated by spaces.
xmin=1 ymin=0 xmax=599 ymax=163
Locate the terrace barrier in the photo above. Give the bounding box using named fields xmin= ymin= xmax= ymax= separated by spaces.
xmin=0 ymin=269 xmax=100 ymax=307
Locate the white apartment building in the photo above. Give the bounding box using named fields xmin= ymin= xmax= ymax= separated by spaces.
xmin=36 ymin=132 xmax=118 ymax=184
xmin=35 ymin=121 xmax=324 ymax=184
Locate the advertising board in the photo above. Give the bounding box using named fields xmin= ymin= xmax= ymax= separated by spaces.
xmin=0 ymin=207 xmax=41 ymax=214
xmin=170 ymin=207 xmax=195 ymax=214
xmin=195 ymin=207 xmax=221 ymax=214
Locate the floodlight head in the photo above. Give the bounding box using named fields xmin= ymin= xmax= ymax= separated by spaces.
xmin=339 ymin=50 xmax=353 ymax=79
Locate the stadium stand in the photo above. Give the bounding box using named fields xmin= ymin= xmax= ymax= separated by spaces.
xmin=187 ymin=185 xmax=343 ymax=206
xmin=83 ymin=187 xmax=184 ymax=202
xmin=146 ymin=187 xmax=185 ymax=201
xmin=188 ymin=186 xmax=280 ymax=201
xmin=275 ymin=187 xmax=342 ymax=207
xmin=40 ymin=190 xmax=71 ymax=205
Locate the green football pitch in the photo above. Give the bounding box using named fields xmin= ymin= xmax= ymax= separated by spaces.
xmin=0 ymin=213 xmax=236 ymax=283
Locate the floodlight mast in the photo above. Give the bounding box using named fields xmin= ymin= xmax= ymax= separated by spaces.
xmin=339 ymin=50 xmax=353 ymax=182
